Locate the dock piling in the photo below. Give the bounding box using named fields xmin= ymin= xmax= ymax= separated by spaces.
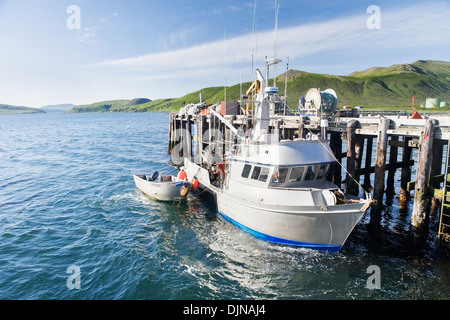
xmin=411 ymin=119 xmax=436 ymax=235
xmin=346 ymin=120 xmax=359 ymax=196
xmin=372 ymin=117 xmax=390 ymax=215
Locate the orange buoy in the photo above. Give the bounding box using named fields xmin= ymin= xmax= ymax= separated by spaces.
xmin=177 ymin=169 xmax=187 ymax=180
xmin=192 ymin=178 xmax=199 ymax=189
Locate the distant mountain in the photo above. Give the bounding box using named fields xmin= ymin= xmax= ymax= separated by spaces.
xmin=338 ymin=60 xmax=450 ymax=107
xmin=127 ymin=98 xmax=151 ymax=106
xmin=0 ymin=104 xmax=46 ymax=114
xmin=67 ymin=60 xmax=450 ymax=113
xmin=350 ymin=60 xmax=450 ymax=78
xmin=67 ymin=98 xmax=153 ymax=113
xmin=40 ymin=104 xmax=76 ymax=113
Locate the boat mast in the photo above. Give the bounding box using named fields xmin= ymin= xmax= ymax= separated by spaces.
xmin=251 ymin=0 xmax=258 ymax=128
xmin=273 ymin=1 xmax=280 ymax=88
xmin=252 ymin=1 xmax=283 ymax=142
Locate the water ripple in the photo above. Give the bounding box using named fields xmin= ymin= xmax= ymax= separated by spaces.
xmin=0 ymin=113 xmax=449 ymax=300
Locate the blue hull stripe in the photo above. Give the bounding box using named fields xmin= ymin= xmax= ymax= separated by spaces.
xmin=217 ymin=211 xmax=342 ymax=252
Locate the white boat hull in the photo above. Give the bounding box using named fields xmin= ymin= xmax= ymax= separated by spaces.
xmin=215 ymin=189 xmax=366 ymax=251
xmin=184 ymin=158 xmax=370 ymax=251
xmin=133 ymin=174 xmax=185 ymax=201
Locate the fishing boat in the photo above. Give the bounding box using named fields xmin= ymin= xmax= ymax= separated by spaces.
xmin=182 ymin=56 xmax=372 ymax=251
xmin=133 ymin=171 xmax=190 ymax=201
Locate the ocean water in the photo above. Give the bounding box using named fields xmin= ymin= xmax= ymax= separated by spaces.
xmin=0 ymin=112 xmax=449 ymax=300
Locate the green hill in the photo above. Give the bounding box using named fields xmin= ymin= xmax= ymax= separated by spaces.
xmin=0 ymin=104 xmax=46 ymax=114
xmin=67 ymin=60 xmax=450 ymax=113
xmin=40 ymin=104 xmax=76 ymax=112
xmin=66 ymin=88 xmax=226 ymax=113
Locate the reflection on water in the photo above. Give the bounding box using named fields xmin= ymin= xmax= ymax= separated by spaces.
xmin=0 ymin=112 xmax=448 ymax=300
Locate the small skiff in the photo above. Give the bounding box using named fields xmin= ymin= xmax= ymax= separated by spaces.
xmin=133 ymin=172 xmax=188 ymax=201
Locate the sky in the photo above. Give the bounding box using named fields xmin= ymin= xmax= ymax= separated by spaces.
xmin=0 ymin=0 xmax=449 ymax=108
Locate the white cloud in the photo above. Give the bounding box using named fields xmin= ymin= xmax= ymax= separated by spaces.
xmin=77 ymin=12 xmax=120 ymax=44
xmin=77 ymin=27 xmax=98 ymax=44
xmin=89 ymin=2 xmax=450 ymax=80
xmin=69 ymin=1 xmax=450 ymax=103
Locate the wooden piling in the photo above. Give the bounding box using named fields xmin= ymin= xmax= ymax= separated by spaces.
xmin=431 ymin=139 xmax=445 ymax=214
xmin=298 ymin=121 xmax=305 ymax=139
xmin=354 ymin=135 xmax=365 ymax=190
xmin=370 ymin=117 xmax=390 ymax=228
xmin=174 ymin=116 xmax=182 ymax=157
xmin=386 ymin=136 xmax=399 ymax=196
xmin=329 ymin=132 xmax=342 ymax=186
xmin=399 ymin=136 xmax=412 ymax=208
xmin=168 ymin=112 xmax=174 ymax=154
xmin=363 ymin=137 xmax=373 ymax=191
xmin=346 ymin=120 xmax=359 ymax=196
xmin=373 ymin=117 xmax=390 ymax=207
xmin=187 ymin=115 xmax=192 ymax=157
xmin=411 ymin=119 xmax=436 ymax=234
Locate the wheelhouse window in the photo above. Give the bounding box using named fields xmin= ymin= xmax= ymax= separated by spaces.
xmin=251 ymin=166 xmax=262 ymax=180
xmin=258 ymin=167 xmax=270 ymax=182
xmin=316 ymin=164 xmax=328 ymax=180
xmin=241 ymin=164 xmax=271 ymax=183
xmin=269 ymin=163 xmax=332 ymax=187
xmin=241 ymin=164 xmax=252 ymax=178
xmin=288 ymin=167 xmax=305 ymax=182
xmin=272 ymin=167 xmax=289 ymax=184
xmin=304 ymin=166 xmax=318 ymax=181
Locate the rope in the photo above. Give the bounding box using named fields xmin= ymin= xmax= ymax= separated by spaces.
xmin=304 ymin=126 xmax=371 ymax=200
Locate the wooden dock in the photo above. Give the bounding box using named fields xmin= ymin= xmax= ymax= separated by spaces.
xmin=168 ymin=107 xmax=450 ymax=247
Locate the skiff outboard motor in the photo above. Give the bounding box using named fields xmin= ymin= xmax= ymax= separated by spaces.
xmin=148 ymin=171 xmax=160 ymax=181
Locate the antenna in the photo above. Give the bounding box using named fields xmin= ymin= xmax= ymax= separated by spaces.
xmin=251 ymin=0 xmax=258 ymax=84
xmin=224 ymin=30 xmax=227 ymax=104
xmin=284 ymin=57 xmax=289 ymax=110
xmin=240 ymin=70 xmax=242 ymax=115
xmin=273 ymin=1 xmax=280 ymax=87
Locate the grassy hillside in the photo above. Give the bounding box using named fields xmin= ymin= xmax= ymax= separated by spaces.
xmin=40 ymin=104 xmax=76 ymax=112
xmin=67 ymin=100 xmax=132 ymax=113
xmin=344 ymin=60 xmax=450 ymax=108
xmin=66 ymin=88 xmax=226 ymax=113
xmin=67 ymin=60 xmax=450 ymax=113
xmin=0 ymin=104 xmax=46 ymax=114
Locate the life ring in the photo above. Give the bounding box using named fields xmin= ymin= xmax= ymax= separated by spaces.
xmin=216 ymin=163 xmax=225 ymax=179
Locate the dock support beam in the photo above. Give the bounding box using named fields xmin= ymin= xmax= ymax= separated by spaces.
xmin=363 ymin=137 xmax=373 ymax=191
xmin=373 ymin=118 xmax=390 ymax=202
xmin=411 ymin=119 xmax=436 ymax=236
xmin=399 ymin=137 xmax=412 ymax=211
xmin=386 ymin=136 xmax=399 ymax=196
xmin=370 ymin=117 xmax=390 ymax=226
xmin=168 ymin=112 xmax=174 ymax=154
xmin=346 ymin=120 xmax=359 ymax=196
xmin=329 ymin=132 xmax=342 ymax=186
